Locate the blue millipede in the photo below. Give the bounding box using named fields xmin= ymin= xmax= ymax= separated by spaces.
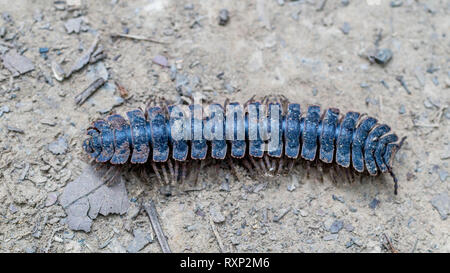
xmin=83 ymin=95 xmax=406 ymax=195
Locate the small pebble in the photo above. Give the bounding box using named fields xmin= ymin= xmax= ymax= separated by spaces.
xmin=152 ymin=55 xmax=168 ymax=67
xmin=344 ymin=223 xmax=355 ymax=232
xmin=0 ymin=105 xmax=10 ymax=117
xmin=329 ymin=220 xmax=344 ymax=234
xmin=48 ymin=137 xmax=68 ymax=155
xmin=369 ymin=198 xmax=380 ymax=209
xmin=332 ymin=194 xmax=345 ymax=203
xmin=9 ymin=204 xmax=18 ymax=214
xmin=372 ymin=48 xmax=393 ymax=66
xmin=390 ymin=0 xmax=403 ymax=7
xmin=430 ymin=192 xmax=449 ymax=220
xmin=210 ymin=203 xmax=225 ymax=223
xmin=218 ymin=9 xmax=229 ymax=26
xmin=184 ymin=4 xmax=194 ymax=10
xmin=340 ymin=22 xmax=350 ymax=35
xmin=398 ymin=104 xmax=406 ymax=114
xmin=323 ymin=234 xmax=338 ymax=241
xmin=439 ymin=170 xmax=448 ymax=182
xmin=345 ymin=240 xmax=354 ymax=248
xmin=220 ymin=180 xmax=230 ymax=192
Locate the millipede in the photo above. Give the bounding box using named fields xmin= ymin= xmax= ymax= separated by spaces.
xmin=82 ymin=95 xmax=406 ymax=195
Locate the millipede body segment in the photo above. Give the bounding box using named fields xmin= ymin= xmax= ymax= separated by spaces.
xmin=83 ymin=96 xmax=405 ymax=194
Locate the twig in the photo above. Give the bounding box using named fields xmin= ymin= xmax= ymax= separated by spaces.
xmin=413 ymin=123 xmax=440 ymax=128
xmin=383 ymin=233 xmax=398 ymax=253
xmin=411 ymin=238 xmax=418 ymax=253
xmin=115 ymin=80 xmax=129 ymax=98
xmin=74 ymin=77 xmax=106 ymax=106
xmin=144 ymin=200 xmax=171 ymax=253
xmin=110 ymin=33 xmax=166 ymax=45
xmin=67 ymin=35 xmax=100 ymax=78
xmin=395 ymin=76 xmax=412 ymax=95
xmin=209 ymin=216 xmax=226 ymax=253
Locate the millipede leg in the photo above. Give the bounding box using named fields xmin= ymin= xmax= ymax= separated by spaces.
xmin=287 ymin=159 xmax=295 ymax=174
xmin=181 ymin=162 xmax=187 ymax=184
xmin=344 ymin=167 xmax=352 ymax=184
xmin=227 ymin=157 xmax=239 ymax=181
xmin=306 ymin=161 xmax=311 ymax=179
xmin=174 ymin=160 xmax=179 ymax=183
xmin=242 ymin=159 xmax=255 ymax=176
xmin=249 ymin=157 xmax=262 ymax=174
xmin=317 ymin=164 xmax=324 ymax=183
xmin=264 ymin=155 xmax=274 ymax=173
xmin=258 ymin=158 xmax=267 ymax=173
xmin=271 ymin=158 xmax=277 ymax=174
xmin=388 ymin=167 xmax=399 ymax=195
xmin=167 ymin=159 xmax=175 ymax=185
xmin=160 ymin=163 xmax=170 ymax=185
xmin=277 ymin=157 xmax=284 ymax=175
xmin=151 ymin=162 xmax=163 ymax=185
xmin=330 ymin=165 xmax=338 ymax=184
xmin=198 ymin=160 xmax=205 ymax=183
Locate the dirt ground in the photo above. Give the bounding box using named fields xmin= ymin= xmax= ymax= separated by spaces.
xmin=0 ymin=0 xmax=448 ymax=253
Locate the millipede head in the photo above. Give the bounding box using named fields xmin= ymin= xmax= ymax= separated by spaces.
xmin=83 ymin=129 xmax=102 ymax=160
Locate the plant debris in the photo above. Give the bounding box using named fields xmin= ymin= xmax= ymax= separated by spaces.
xmin=59 ymin=166 xmax=129 ymax=232
xmin=1 ymin=50 xmax=34 ymax=76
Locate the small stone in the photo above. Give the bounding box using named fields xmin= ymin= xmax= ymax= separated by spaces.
xmin=48 ymin=137 xmax=68 ymax=155
xmin=424 ymin=98 xmax=434 ymax=109
xmin=24 ymin=246 xmax=36 ymax=253
xmin=273 ymin=208 xmax=291 ymax=222
xmin=340 ymin=22 xmax=350 ymax=35
xmin=185 ymin=224 xmax=197 ymax=232
xmin=299 ymin=209 xmax=308 ymax=217
xmin=152 ymin=55 xmax=168 ymax=67
xmin=220 ymin=180 xmax=230 ymax=192
xmin=0 ymin=26 xmax=6 ymax=38
xmin=218 ymin=9 xmax=229 ymax=26
xmin=184 ymin=4 xmax=194 ymax=10
xmin=170 ymin=64 xmax=177 ymax=81
xmin=63 ymin=231 xmax=75 ymax=240
xmin=224 ymin=83 xmax=235 ymax=93
xmin=231 ymin=237 xmax=240 ymax=245
xmin=329 ymin=220 xmax=344 ymax=234
xmin=127 ymin=229 xmax=153 ymax=253
xmin=323 ymin=234 xmax=338 ymax=241
xmin=209 ymin=203 xmax=225 ymax=223
xmin=390 ymin=0 xmax=403 ymax=7
xmin=45 ymin=192 xmax=59 ymax=207
xmin=332 ymin=194 xmax=345 ymax=203
xmin=398 ymin=105 xmax=406 ymax=115
xmin=430 ymin=192 xmax=449 ymax=220
xmin=439 ymin=170 xmax=448 ymax=182
xmin=0 ymin=105 xmax=10 ymax=117
xmin=2 ymin=50 xmax=35 ymax=76
xmin=432 ymin=76 xmax=439 ymax=86
xmin=341 ymin=0 xmax=350 ymax=6
xmin=344 ymin=223 xmax=355 ymax=232
xmin=287 ymin=182 xmax=296 ymax=192
xmin=64 ymin=18 xmax=83 ymax=34
xmin=372 ymin=48 xmax=393 ymax=66
xmin=369 ymin=198 xmax=380 ymax=209
xmin=9 ymin=204 xmax=18 ymax=214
